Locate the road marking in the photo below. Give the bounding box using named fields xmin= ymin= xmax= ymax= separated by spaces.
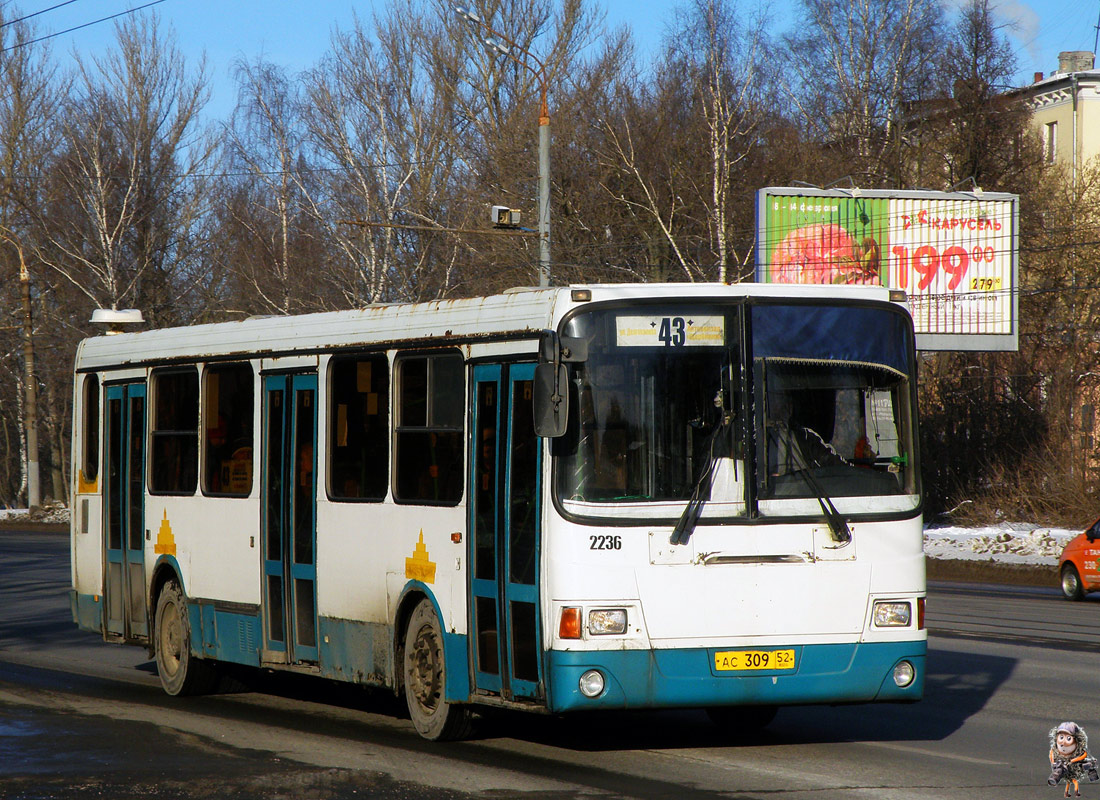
xmin=862 ymin=740 xmax=1008 ymax=766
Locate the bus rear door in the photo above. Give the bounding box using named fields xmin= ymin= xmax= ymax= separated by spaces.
xmin=103 ymin=382 xmax=147 ymax=642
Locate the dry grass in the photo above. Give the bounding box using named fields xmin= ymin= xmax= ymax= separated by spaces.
xmin=945 ymin=443 xmax=1099 ymax=530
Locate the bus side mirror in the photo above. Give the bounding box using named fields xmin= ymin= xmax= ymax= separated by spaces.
xmin=535 ymin=330 xmax=568 ymax=437
xmin=534 ymin=363 xmax=568 ymax=437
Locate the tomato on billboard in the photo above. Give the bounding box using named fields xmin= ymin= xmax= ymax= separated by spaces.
xmin=764 ymin=196 xmax=888 ymax=285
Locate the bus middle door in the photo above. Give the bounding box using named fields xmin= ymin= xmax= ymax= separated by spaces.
xmin=469 ymin=363 xmax=543 ymax=702
xmin=261 ymin=373 xmax=319 ymax=665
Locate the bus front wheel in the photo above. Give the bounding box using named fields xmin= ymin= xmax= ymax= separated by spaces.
xmin=154 ymin=580 xmax=218 ymax=696
xmin=403 ymin=599 xmax=473 ymax=741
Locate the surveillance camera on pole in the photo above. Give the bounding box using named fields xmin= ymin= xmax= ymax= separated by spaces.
xmin=492 ymin=205 xmax=522 ymax=229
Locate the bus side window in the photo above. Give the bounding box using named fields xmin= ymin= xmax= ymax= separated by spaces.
xmin=151 ymin=369 xmax=199 ymax=495
xmin=202 ymin=363 xmax=254 ymax=497
xmin=394 ymin=352 xmax=463 ymax=504
xmin=81 ymin=374 xmax=100 ymax=486
xmin=328 ymin=354 xmax=389 ymax=501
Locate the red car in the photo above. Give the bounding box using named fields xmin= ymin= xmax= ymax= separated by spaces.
xmin=1059 ymin=518 xmax=1100 ymax=599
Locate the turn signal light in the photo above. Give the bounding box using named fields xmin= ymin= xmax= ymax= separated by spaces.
xmin=917 ymin=596 xmax=926 ymax=630
xmin=559 ymin=607 xmax=581 ymax=639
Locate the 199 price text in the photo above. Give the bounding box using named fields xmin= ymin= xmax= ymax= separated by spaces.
xmin=891 ymin=244 xmax=997 ymax=291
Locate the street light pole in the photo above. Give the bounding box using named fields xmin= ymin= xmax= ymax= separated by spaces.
xmin=454 ymin=6 xmax=551 ymax=287
xmin=537 ymin=90 xmax=550 ymax=287
xmin=20 ymin=257 xmax=39 ymax=509
xmin=1 ymin=229 xmax=40 ymax=509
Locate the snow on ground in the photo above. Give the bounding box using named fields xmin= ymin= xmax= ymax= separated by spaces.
xmin=0 ymin=504 xmax=71 ymax=525
xmin=0 ymin=506 xmax=1080 ymax=565
xmin=923 ymin=523 xmax=1077 ymax=566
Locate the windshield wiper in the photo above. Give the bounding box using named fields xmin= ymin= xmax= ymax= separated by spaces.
xmin=670 ymin=413 xmax=731 ymax=546
xmin=781 ymin=428 xmax=851 ymax=544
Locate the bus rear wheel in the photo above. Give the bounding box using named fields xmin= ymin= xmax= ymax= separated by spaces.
xmin=403 ymin=599 xmax=473 ymax=741
xmin=155 ymin=580 xmax=218 ymax=696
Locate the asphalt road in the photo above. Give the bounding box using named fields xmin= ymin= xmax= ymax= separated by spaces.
xmin=1 ymin=528 xmax=1094 ymax=799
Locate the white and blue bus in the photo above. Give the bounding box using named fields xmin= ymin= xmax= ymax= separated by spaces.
xmin=70 ymin=282 xmax=925 ymax=740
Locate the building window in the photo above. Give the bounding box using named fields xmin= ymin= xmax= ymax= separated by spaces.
xmin=1045 ymin=121 xmax=1058 ymax=163
xmin=394 ymin=352 xmax=464 ymax=503
xmin=328 ymin=354 xmax=389 ymax=501
xmin=203 ymin=363 xmax=254 ymax=497
xmin=151 ymin=369 xmax=199 ymax=494
xmin=81 ymin=374 xmax=100 ymax=484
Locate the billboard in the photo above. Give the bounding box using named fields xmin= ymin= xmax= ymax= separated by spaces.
xmin=756 ymin=188 xmax=1019 ymax=351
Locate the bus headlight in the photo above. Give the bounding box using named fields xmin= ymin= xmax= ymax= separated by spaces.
xmin=872 ymin=601 xmax=912 ymax=627
xmin=579 ymin=669 xmax=605 ymax=697
xmin=588 ymin=608 xmax=627 ymax=635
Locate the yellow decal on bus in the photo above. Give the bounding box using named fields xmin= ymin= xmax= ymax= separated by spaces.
xmin=405 ymin=530 xmax=436 ymax=584
xmin=76 ymin=470 xmax=98 ymax=495
xmin=154 ymin=510 xmax=176 ymax=556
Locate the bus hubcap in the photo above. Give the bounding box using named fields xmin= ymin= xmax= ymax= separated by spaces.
xmin=161 ymin=605 xmax=182 ymax=674
xmin=409 ymin=626 xmax=441 ymax=712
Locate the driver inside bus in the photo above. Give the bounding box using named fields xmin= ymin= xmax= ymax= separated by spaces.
xmin=767 ymin=390 xmax=839 ymax=476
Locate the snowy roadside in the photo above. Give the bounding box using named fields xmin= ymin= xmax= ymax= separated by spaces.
xmin=923 ymin=523 xmax=1076 ymax=567
xmin=0 ymin=504 xmax=70 ymax=526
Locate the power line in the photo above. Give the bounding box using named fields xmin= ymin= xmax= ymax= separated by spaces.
xmin=2 ymin=0 xmax=83 ymax=29
xmin=1 ymin=0 xmax=166 ymax=53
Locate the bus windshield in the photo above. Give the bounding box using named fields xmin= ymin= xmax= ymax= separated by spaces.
xmin=556 ymin=306 xmax=741 ymax=506
xmin=554 ymin=301 xmax=918 ymax=519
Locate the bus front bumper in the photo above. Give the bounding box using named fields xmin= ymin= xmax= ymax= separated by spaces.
xmin=546 ymin=641 xmax=925 ymax=713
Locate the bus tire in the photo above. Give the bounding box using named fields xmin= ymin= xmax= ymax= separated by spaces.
xmin=154 ymin=580 xmax=218 ymax=696
xmin=705 ymin=704 xmax=778 ymax=732
xmin=403 ymin=599 xmax=473 ymax=741
xmin=1062 ymin=564 xmax=1086 ymax=601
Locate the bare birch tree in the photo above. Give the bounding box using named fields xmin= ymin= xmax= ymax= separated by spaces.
xmin=0 ymin=14 xmax=65 ymax=505
xmin=597 ymin=0 xmax=765 ymax=282
xmin=668 ymin=0 xmax=766 ymax=281
xmin=781 ymin=0 xmax=943 ymax=186
xmin=35 ymin=15 xmax=214 ymax=323
xmin=301 ymin=9 xmax=465 ymax=303
xmin=221 ymin=58 xmax=323 ymax=315
xmin=930 ymin=0 xmax=1037 ymax=190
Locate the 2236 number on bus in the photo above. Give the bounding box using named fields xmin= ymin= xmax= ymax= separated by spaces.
xmin=714 ymin=649 xmax=796 ymax=672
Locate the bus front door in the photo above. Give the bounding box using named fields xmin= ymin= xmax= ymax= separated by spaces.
xmin=103 ymin=382 xmax=147 ymax=642
xmin=261 ymin=373 xmax=319 ymax=665
xmin=469 ymin=363 xmax=543 ymax=702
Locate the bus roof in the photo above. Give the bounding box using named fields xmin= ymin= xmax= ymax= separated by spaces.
xmin=75 ymin=282 xmax=898 ymax=371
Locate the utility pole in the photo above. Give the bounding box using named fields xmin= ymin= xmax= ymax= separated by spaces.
xmin=4 ymin=229 xmax=40 ymax=509
xmin=454 ymin=6 xmax=552 ymax=287
xmin=21 ymin=260 xmax=39 ymax=508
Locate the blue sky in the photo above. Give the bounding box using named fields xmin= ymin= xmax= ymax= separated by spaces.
xmin=24 ymin=0 xmax=1100 ymax=122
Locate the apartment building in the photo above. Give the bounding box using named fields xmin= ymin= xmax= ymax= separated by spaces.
xmin=1028 ymin=51 xmax=1100 ymax=182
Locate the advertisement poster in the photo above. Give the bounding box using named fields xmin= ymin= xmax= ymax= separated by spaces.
xmin=756 ymin=188 xmax=1019 ymax=351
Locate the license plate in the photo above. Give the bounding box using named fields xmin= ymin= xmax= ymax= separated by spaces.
xmin=714 ymin=649 xmax=796 ymax=671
